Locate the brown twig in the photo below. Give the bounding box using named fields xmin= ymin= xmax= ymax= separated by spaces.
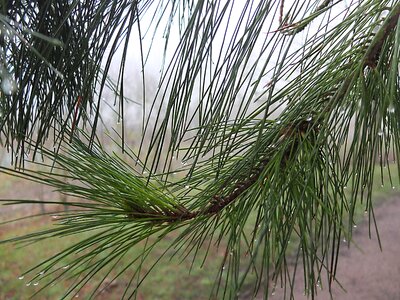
xmin=278 ymin=0 xmax=335 ymax=35
xmin=323 ymin=3 xmax=400 ymax=110
xmin=279 ymin=0 xmax=285 ymax=25
xmin=363 ymin=3 xmax=400 ymax=68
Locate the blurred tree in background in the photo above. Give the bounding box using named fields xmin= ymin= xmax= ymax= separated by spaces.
xmin=0 ymin=0 xmax=400 ymax=299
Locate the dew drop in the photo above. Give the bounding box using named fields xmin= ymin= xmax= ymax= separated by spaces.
xmin=378 ymin=131 xmax=384 ymax=136
xmin=343 ymin=186 xmax=347 ymax=189
xmin=381 ymin=184 xmax=384 ymax=188
xmin=142 ymin=171 xmax=147 ymax=175
xmin=33 ymin=282 xmax=39 ymax=286
xmin=26 ymin=282 xmax=31 ymax=287
xmin=229 ymin=251 xmax=233 ymax=256
xmin=185 ymin=185 xmax=190 ymax=189
xmin=316 ymin=280 xmax=322 ymax=289
xmin=222 ymin=266 xmax=226 ymax=270
xmin=62 ymin=265 xmax=70 ymax=269
xmin=388 ymin=106 xmax=395 ymax=113
xmin=306 ymin=116 xmax=312 ymax=122
xmin=181 ymin=160 xmax=187 ymax=166
xmin=75 ymin=294 xmax=79 ymax=298
xmin=18 ymin=276 xmax=24 ymax=280
xmin=343 ymin=238 xmax=347 ymax=243
xmin=271 ymin=290 xmax=276 ymax=296
xmin=1 ymin=76 xmax=17 ymax=95
xmin=39 ymin=271 xmax=45 ymax=275
xmin=254 ymin=239 xmax=257 ymax=243
xmin=392 ymin=186 xmax=396 ymax=190
xmin=276 ymin=120 xmax=282 ymax=125
xmin=55 ymin=71 xmax=64 ymax=80
xmin=364 ymin=210 xmax=368 ymax=215
xmin=353 ymin=224 xmax=357 ymax=228
xmin=52 ymin=215 xmax=59 ymax=219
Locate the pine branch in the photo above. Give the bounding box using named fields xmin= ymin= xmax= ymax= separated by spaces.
xmin=122 ymin=118 xmax=319 ymax=223
xmin=363 ymin=2 xmax=400 ymax=68
xmin=1 ymin=1 xmax=400 ymax=299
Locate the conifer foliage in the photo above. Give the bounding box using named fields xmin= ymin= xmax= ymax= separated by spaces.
xmin=1 ymin=1 xmax=400 ymax=299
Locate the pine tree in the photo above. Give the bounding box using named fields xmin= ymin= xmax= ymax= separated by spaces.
xmin=1 ymin=0 xmax=399 ymax=299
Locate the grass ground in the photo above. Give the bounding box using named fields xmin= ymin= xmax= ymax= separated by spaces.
xmin=0 ymin=165 xmax=399 ymax=299
xmin=0 ymin=210 xmax=224 ymax=299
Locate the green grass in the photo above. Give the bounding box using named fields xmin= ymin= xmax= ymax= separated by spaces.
xmin=0 ymin=165 xmax=399 ymax=299
xmin=0 ymin=216 xmax=224 ymax=300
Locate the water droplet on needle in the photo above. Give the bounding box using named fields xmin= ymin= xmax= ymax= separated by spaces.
xmin=1 ymin=76 xmax=17 ymax=95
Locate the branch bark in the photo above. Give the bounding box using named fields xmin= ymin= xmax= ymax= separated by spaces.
xmin=363 ymin=3 xmax=400 ymax=68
